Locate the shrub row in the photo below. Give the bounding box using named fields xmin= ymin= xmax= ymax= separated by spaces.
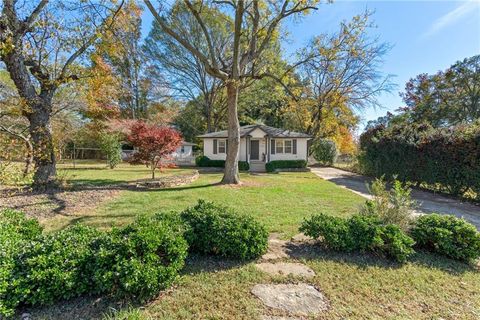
xmin=359 ymin=122 xmax=480 ymax=200
xmin=0 ymin=201 xmax=268 ymax=316
xmin=265 ymin=160 xmax=307 ymax=172
xmin=301 ymin=212 xmax=480 ymax=263
xmin=300 ymin=213 xmax=415 ymax=262
xmin=1 ymin=211 xmax=188 ymax=317
xmin=195 ymin=156 xmax=250 ymax=171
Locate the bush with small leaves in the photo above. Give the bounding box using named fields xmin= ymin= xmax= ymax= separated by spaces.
xmin=91 ymin=216 xmax=188 ymax=300
xmin=411 ymin=214 xmax=480 ymax=262
xmin=179 ymin=200 xmax=268 ymax=260
xmin=300 ymin=213 xmax=415 ymax=262
xmin=2 ymin=224 xmax=101 ymax=316
xmin=0 ymin=209 xmax=43 ymax=316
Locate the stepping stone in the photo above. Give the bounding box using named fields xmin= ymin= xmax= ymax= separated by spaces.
xmin=252 ymin=283 xmax=329 ymax=316
xmin=255 ymin=262 xmax=315 ymax=278
xmin=262 ymin=238 xmax=290 ymax=260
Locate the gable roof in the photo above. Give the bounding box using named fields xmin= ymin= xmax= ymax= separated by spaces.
xmin=197 ymin=124 xmax=312 ymax=139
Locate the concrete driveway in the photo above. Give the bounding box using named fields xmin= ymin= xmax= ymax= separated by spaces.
xmin=310 ymin=167 xmax=480 ymax=229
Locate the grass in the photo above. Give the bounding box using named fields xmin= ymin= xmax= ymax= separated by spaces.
xmin=21 ymin=163 xmax=480 ymax=319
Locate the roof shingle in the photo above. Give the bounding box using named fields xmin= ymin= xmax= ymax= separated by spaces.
xmin=197 ymin=124 xmax=312 ymax=138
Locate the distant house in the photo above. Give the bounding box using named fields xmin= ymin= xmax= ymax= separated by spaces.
xmin=198 ymin=124 xmax=312 ymax=172
xmin=121 ymin=141 xmax=196 ymax=166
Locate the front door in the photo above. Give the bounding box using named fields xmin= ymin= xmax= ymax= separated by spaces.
xmin=250 ymin=140 xmax=260 ymax=160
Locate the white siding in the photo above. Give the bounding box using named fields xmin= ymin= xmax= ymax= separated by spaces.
xmin=203 ymin=138 xmax=248 ymax=161
xmin=269 ymin=138 xmax=309 ymax=161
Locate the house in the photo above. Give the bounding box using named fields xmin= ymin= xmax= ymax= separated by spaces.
xmin=171 ymin=141 xmax=196 ymax=165
xmin=121 ymin=141 xmax=196 ymax=166
xmin=197 ymin=124 xmax=312 ymax=172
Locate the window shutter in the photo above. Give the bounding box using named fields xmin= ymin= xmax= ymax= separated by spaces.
xmin=271 ymin=139 xmax=275 ymax=154
xmin=293 ymin=139 xmax=297 ymax=154
xmin=213 ymin=139 xmax=217 ymax=154
xmin=225 ymin=139 xmax=228 ymax=153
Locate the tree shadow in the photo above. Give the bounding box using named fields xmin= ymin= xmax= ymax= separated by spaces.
xmin=284 ymin=240 xmax=478 ymax=275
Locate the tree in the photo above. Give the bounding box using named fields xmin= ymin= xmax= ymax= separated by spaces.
xmin=99 ymin=133 xmax=122 ymax=169
xmin=143 ymin=2 xmax=228 ymax=133
xmin=0 ymin=0 xmax=124 ymax=188
xmin=400 ymin=55 xmax=480 ymax=127
xmin=144 ymin=0 xmax=319 ymax=184
xmin=127 ymin=121 xmax=182 ymax=179
xmin=296 ymin=12 xmax=394 ymax=145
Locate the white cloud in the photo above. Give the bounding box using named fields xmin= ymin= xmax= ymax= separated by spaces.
xmin=423 ymin=0 xmax=479 ymax=38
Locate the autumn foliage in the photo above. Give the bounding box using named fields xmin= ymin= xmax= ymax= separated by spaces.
xmin=127 ymin=121 xmax=182 ymax=179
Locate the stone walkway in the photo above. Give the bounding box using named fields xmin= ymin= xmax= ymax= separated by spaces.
xmin=251 ymin=234 xmax=329 ymax=319
xmin=310 ymin=167 xmax=480 ymax=229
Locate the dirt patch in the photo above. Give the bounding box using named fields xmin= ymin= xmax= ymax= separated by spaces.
xmin=255 ymin=262 xmax=315 ymax=278
xmin=252 ymin=283 xmax=329 ymax=316
xmin=0 ymin=186 xmax=120 ymax=219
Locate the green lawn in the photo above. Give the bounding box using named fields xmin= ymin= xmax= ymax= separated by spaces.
xmin=34 ymin=163 xmax=480 ymax=320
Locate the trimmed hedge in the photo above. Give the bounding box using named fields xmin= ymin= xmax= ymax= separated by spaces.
xmin=359 ymin=122 xmax=480 ymax=200
xmin=411 ymin=214 xmax=480 ymax=262
xmin=265 ymin=160 xmax=307 ymax=172
xmin=177 ymin=200 xmax=268 ymax=260
xmin=195 ymin=155 xmax=249 ymax=171
xmin=300 ymin=213 xmax=415 ymax=262
xmin=91 ymin=216 xmax=188 ymax=299
xmin=0 ymin=210 xmax=188 ymax=317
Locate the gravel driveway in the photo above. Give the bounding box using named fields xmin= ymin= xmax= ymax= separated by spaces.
xmin=310 ymin=167 xmax=480 ymax=229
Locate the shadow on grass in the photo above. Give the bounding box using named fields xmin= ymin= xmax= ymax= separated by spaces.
xmin=284 ymin=241 xmax=478 ymax=275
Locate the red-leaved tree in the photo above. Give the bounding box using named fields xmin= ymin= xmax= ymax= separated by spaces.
xmin=127 ymin=121 xmax=182 ymax=179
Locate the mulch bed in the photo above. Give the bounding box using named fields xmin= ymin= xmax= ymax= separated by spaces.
xmin=0 ymin=186 xmax=121 ymax=219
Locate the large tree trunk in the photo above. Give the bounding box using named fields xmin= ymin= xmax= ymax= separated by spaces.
xmin=221 ymin=81 xmax=240 ymax=184
xmin=29 ymin=101 xmax=57 ymax=188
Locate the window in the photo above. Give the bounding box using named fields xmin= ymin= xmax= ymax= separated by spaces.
xmin=275 ymin=140 xmax=292 ymax=154
xmin=218 ymin=140 xmax=226 ymax=153
xmin=284 ymin=140 xmax=292 ymax=153
xmin=181 ymin=146 xmax=185 ymax=153
xmin=275 ymin=140 xmax=283 ymax=153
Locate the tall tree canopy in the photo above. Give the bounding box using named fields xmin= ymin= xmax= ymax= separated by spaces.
xmin=400 ymin=55 xmax=480 ymax=127
xmin=144 ymin=0 xmax=320 ymax=184
xmin=0 ymin=0 xmax=124 ymax=188
xmin=293 ymin=12 xmax=394 ymax=152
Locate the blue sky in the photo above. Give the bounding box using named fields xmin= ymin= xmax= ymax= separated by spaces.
xmin=141 ymin=1 xmax=480 ymax=130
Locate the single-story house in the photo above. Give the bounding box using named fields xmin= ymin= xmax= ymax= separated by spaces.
xmin=197 ymin=124 xmax=312 ymax=171
xmin=121 ymin=141 xmax=196 ymax=166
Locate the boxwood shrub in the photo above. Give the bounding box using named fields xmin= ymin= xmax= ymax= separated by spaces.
xmin=179 ymin=200 xmax=268 ymax=260
xmin=0 ymin=209 xmax=43 ymax=316
xmin=0 ymin=211 xmax=188 ymax=317
xmin=91 ymin=216 xmax=188 ymax=300
xmin=300 ymin=213 xmax=415 ymax=262
xmin=195 ymin=155 xmax=249 ymax=171
xmin=410 ymin=214 xmax=480 ymax=262
xmin=8 ymin=225 xmax=101 ymax=308
xmin=265 ymin=160 xmax=307 ymax=172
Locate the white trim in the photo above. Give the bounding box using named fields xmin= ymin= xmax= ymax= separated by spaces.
xmin=218 ymin=139 xmax=226 ymax=154
xmin=275 ymin=139 xmax=293 ymax=154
